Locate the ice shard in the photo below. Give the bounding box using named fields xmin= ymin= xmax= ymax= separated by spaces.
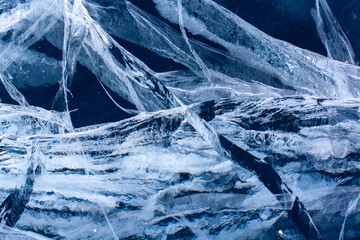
xmin=312 ymin=0 xmax=357 ymax=65
xmin=0 ymin=0 xmax=359 ymax=239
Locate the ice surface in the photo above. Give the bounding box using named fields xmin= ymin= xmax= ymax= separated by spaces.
xmin=0 ymin=0 xmax=359 ymax=239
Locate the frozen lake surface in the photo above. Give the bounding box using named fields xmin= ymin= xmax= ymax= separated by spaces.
xmin=0 ymin=0 xmax=359 ymax=239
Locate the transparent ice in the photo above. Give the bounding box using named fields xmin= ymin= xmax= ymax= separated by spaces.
xmin=0 ymin=0 xmax=359 ymax=239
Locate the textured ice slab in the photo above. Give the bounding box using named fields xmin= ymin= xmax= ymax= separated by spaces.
xmin=0 ymin=97 xmax=359 ymax=239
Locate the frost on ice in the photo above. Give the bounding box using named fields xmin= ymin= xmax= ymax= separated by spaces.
xmin=0 ymin=0 xmax=359 ymax=239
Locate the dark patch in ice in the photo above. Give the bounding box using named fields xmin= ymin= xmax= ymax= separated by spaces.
xmin=69 ymin=63 xmax=135 ymax=127
xmin=29 ymin=38 xmax=62 ymax=61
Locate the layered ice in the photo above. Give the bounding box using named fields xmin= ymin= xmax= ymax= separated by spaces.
xmin=0 ymin=0 xmax=359 ymax=239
